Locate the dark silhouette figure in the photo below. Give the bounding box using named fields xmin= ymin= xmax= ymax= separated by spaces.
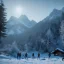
xmin=17 ymin=52 xmax=21 ymax=59
xmin=32 ymin=53 xmax=35 ymax=58
xmin=38 ymin=53 xmax=40 ymax=58
xmin=25 ymin=53 xmax=28 ymax=59
xmin=62 ymin=57 xmax=64 ymax=61
xmin=48 ymin=52 xmax=51 ymax=58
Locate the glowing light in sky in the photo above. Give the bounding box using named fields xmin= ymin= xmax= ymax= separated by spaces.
xmin=15 ymin=6 xmax=23 ymax=18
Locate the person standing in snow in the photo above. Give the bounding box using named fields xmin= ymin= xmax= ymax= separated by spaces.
xmin=17 ymin=52 xmax=21 ymax=59
xmin=38 ymin=53 xmax=40 ymax=58
xmin=25 ymin=53 xmax=28 ymax=59
xmin=62 ymin=57 xmax=64 ymax=61
xmin=48 ymin=52 xmax=51 ymax=58
xmin=32 ymin=53 xmax=35 ymax=58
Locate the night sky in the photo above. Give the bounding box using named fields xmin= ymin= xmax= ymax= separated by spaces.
xmin=3 ymin=0 xmax=64 ymax=22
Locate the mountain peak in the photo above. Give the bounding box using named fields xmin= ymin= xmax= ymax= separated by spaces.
xmin=9 ymin=16 xmax=18 ymax=21
xmin=19 ymin=15 xmax=29 ymax=20
xmin=62 ymin=7 xmax=64 ymax=12
xmin=51 ymin=8 xmax=60 ymax=15
xmin=31 ymin=20 xmax=37 ymax=23
xmin=53 ymin=8 xmax=58 ymax=11
xmin=49 ymin=8 xmax=62 ymax=18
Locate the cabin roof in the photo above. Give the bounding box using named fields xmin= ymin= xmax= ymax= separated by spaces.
xmin=56 ymin=48 xmax=64 ymax=52
xmin=51 ymin=48 xmax=64 ymax=53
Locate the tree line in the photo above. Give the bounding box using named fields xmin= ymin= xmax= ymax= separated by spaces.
xmin=0 ymin=0 xmax=7 ymax=48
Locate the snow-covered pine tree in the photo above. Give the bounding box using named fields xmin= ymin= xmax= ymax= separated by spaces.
xmin=60 ymin=12 xmax=64 ymax=48
xmin=0 ymin=0 xmax=7 ymax=45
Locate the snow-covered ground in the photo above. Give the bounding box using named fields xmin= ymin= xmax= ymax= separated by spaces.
xmin=0 ymin=58 xmax=64 ymax=64
xmin=0 ymin=53 xmax=64 ymax=64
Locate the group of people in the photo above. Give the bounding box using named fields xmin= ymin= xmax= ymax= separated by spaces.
xmin=17 ymin=52 xmax=64 ymax=61
xmin=17 ymin=52 xmax=40 ymax=59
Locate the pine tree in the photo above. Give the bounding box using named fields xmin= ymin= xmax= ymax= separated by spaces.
xmin=0 ymin=0 xmax=7 ymax=44
xmin=62 ymin=12 xmax=64 ymax=20
xmin=60 ymin=20 xmax=64 ymax=47
xmin=60 ymin=12 xmax=64 ymax=48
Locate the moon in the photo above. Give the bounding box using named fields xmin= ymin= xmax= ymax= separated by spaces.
xmin=15 ymin=6 xmax=23 ymax=18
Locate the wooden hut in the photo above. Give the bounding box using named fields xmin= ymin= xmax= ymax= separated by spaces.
xmin=52 ymin=48 xmax=64 ymax=57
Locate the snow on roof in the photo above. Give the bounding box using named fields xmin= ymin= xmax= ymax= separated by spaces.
xmin=56 ymin=48 xmax=64 ymax=52
xmin=51 ymin=48 xmax=64 ymax=53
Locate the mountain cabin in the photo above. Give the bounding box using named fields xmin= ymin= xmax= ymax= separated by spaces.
xmin=52 ymin=48 xmax=64 ymax=57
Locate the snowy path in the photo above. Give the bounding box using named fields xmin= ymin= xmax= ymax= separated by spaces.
xmin=0 ymin=58 xmax=64 ymax=64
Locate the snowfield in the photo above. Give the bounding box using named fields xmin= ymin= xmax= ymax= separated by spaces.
xmin=0 ymin=58 xmax=64 ymax=64
xmin=0 ymin=53 xmax=64 ymax=64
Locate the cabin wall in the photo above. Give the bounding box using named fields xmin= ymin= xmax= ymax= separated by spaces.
xmin=54 ymin=51 xmax=64 ymax=56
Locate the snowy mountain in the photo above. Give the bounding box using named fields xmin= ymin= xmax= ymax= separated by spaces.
xmin=15 ymin=7 xmax=64 ymax=52
xmin=2 ymin=7 xmax=64 ymax=55
xmin=6 ymin=16 xmax=28 ymax=35
xmin=6 ymin=15 xmax=36 ymax=35
xmin=19 ymin=15 xmax=36 ymax=28
xmin=49 ymin=9 xmax=62 ymax=20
